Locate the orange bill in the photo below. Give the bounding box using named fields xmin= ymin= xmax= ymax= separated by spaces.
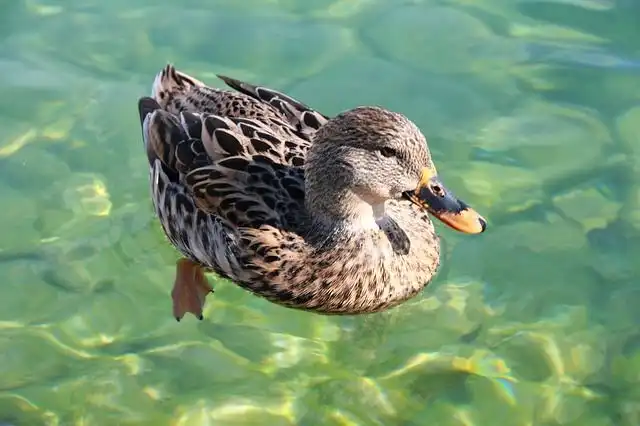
xmin=403 ymin=168 xmax=486 ymax=234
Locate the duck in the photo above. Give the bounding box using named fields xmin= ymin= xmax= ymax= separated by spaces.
xmin=137 ymin=64 xmax=486 ymax=321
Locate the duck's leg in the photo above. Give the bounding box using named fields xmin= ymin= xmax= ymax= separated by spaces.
xmin=171 ymin=258 xmax=214 ymax=321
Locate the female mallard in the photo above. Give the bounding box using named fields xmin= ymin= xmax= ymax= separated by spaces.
xmin=137 ymin=64 xmax=486 ymax=321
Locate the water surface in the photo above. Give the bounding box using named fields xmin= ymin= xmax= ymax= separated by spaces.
xmin=0 ymin=0 xmax=639 ymax=425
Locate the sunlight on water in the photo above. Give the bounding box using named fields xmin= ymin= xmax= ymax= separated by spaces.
xmin=0 ymin=0 xmax=639 ymax=425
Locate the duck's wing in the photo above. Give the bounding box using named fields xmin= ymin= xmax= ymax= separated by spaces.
xmin=216 ymin=74 xmax=330 ymax=138
xmin=138 ymin=96 xmax=310 ymax=233
xmin=151 ymin=64 xmax=329 ymax=141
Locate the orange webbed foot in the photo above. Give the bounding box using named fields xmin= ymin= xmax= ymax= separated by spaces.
xmin=171 ymin=258 xmax=214 ymax=322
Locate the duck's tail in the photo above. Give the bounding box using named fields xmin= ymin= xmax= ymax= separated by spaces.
xmin=151 ymin=64 xmax=206 ymax=108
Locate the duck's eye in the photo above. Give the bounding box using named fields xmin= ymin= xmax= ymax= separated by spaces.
xmin=379 ymin=147 xmax=396 ymax=158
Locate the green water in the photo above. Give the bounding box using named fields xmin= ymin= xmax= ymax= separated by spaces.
xmin=1 ymin=0 xmax=639 ymax=424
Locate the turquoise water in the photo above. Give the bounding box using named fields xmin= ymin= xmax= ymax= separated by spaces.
xmin=1 ymin=0 xmax=639 ymax=424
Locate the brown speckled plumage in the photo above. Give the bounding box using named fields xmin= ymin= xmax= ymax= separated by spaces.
xmin=137 ymin=64 xmax=469 ymax=315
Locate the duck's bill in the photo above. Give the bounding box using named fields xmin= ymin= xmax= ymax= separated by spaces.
xmin=403 ymin=168 xmax=487 ymax=234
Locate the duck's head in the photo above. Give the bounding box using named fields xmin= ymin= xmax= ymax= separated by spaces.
xmin=305 ymin=106 xmax=486 ymax=234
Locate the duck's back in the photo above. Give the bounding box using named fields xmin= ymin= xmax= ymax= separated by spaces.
xmin=152 ymin=65 xmax=328 ymax=142
xmin=138 ymin=65 xmax=330 ymax=279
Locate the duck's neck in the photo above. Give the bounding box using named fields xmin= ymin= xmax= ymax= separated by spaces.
xmin=305 ymin=186 xmax=387 ymax=243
